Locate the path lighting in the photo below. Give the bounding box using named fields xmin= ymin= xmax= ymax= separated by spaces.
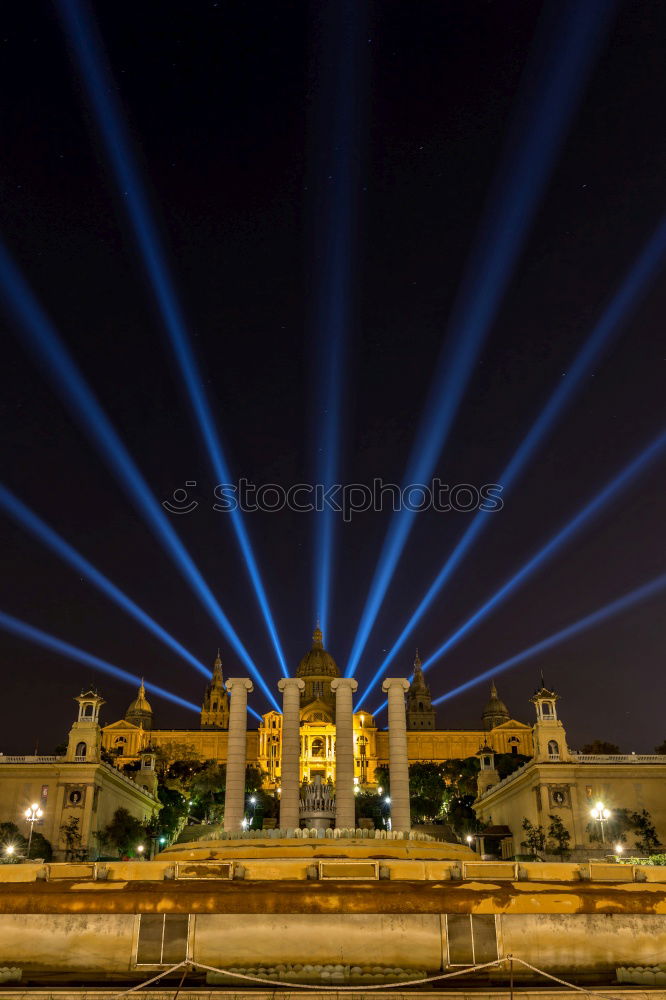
xmin=590 ymin=801 xmax=611 ymax=843
xmin=614 ymin=843 xmax=624 ymax=856
xmin=4 ymin=845 xmax=15 ymax=857
xmin=466 ymin=834 xmax=474 ymax=849
xmin=24 ymin=802 xmax=43 ymax=858
xmin=136 ymin=844 xmax=145 ymax=858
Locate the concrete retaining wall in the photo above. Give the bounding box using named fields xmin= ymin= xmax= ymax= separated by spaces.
xmin=1 ymin=911 xmax=666 ymax=980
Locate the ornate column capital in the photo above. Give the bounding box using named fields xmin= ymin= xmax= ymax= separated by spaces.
xmin=331 ymin=677 xmax=358 ymax=694
xmin=278 ymin=677 xmax=305 ymax=693
xmin=382 ymin=677 xmax=410 ymax=694
xmin=226 ymin=677 xmax=254 ymax=694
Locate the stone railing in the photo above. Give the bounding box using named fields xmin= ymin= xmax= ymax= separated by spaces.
xmin=0 ymin=755 xmax=157 ymax=800
xmin=0 ymin=755 xmax=63 ymax=764
xmin=476 ymin=761 xmax=529 ymax=800
xmin=570 ymin=753 xmax=666 ymax=763
xmin=198 ymin=827 xmax=436 ymax=842
xmin=99 ymin=760 xmax=158 ymax=800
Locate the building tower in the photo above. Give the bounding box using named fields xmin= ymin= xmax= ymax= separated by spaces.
xmin=201 ymin=651 xmax=230 ymax=730
xmin=530 ymin=679 xmax=570 ymax=763
xmin=296 ymin=625 xmax=339 ymax=722
xmin=476 ymin=742 xmax=500 ymax=795
xmin=482 ymin=681 xmax=511 ymax=731
xmin=125 ymin=681 xmax=153 ymax=731
xmin=66 ymin=689 xmax=105 ymax=763
xmin=406 ymin=650 xmax=436 ymax=730
xmin=137 ymin=747 xmax=159 ymax=796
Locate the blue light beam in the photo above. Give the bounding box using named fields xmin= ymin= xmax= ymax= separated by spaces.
xmin=356 ymin=214 xmax=666 ymax=705
xmin=0 ymin=483 xmax=210 ymax=678
xmin=0 ymin=609 xmax=200 ymax=713
xmin=0 ymin=609 xmax=264 ymax=722
xmin=432 ymin=572 xmax=666 ymax=706
xmin=0 ymin=243 xmax=280 ymax=712
xmin=370 ymin=428 xmax=666 ymax=714
xmin=311 ymin=0 xmax=366 ymax=637
xmin=56 ymin=0 xmax=287 ymax=676
xmin=345 ymin=0 xmax=617 ymax=678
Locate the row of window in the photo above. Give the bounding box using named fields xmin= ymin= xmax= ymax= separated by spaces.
xmin=136 ymin=913 xmax=498 ymax=968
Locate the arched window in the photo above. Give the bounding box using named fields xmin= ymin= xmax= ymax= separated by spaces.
xmin=542 ymin=702 xmax=552 ymax=717
xmin=212 ymin=701 xmax=218 ymax=713
xmin=418 ymin=701 xmax=424 ymax=711
xmin=83 ymin=704 xmax=94 ymax=717
xmin=114 ymin=736 xmax=127 ymax=745
xmin=548 ymin=739 xmax=560 ymax=759
xmin=311 ymin=738 xmax=325 ymax=757
xmin=75 ymin=741 xmax=87 ymax=757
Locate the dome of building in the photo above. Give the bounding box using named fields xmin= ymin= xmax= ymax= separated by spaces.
xmin=482 ymin=681 xmax=510 ymax=731
xmin=296 ymin=626 xmax=340 ymax=679
xmin=125 ymin=681 xmax=153 ymax=731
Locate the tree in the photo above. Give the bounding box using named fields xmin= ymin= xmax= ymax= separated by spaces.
xmin=441 ymin=757 xmax=480 ymax=798
xmin=585 ymin=807 xmax=660 ymax=853
xmin=0 ymin=822 xmax=27 ymax=860
xmin=371 ymin=762 xmax=457 ymax=825
xmin=373 ymin=766 xmax=389 ymax=794
xmin=520 ymin=818 xmax=546 ymax=857
xmin=60 ymin=816 xmax=83 ymax=860
xmin=655 ymin=739 xmax=666 ymax=755
xmin=28 ymin=831 xmax=53 ymax=861
xmin=580 ymin=740 xmax=621 ymax=755
xmin=189 ymin=762 xmax=226 ymax=822
xmin=408 ymin=763 xmax=447 ymax=822
xmin=546 ymin=814 xmax=571 ymax=859
xmin=447 ymin=794 xmax=482 ymax=838
xmin=98 ymin=808 xmax=147 ymax=858
xmin=631 ymin=809 xmax=661 ymax=854
xmin=154 ymin=742 xmax=199 ymax=780
xmin=495 ymin=753 xmax=531 ymax=780
xmin=154 ymin=786 xmax=189 ymax=844
xmin=355 ymin=791 xmax=385 ymax=829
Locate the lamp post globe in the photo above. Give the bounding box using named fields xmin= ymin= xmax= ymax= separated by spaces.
xmin=590 ymin=801 xmax=612 ymax=844
xmin=24 ymin=803 xmax=43 ymax=859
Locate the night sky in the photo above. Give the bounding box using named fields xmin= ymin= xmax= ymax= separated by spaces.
xmin=1 ymin=1 xmax=664 ymax=755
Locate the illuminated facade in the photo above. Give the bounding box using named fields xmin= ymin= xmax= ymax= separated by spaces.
xmin=0 ymin=690 xmax=159 ymax=860
xmin=101 ymin=627 xmax=533 ymax=781
xmin=473 ymin=684 xmax=666 ymax=856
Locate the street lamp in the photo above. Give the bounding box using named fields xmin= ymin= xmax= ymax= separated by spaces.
xmin=614 ymin=843 xmax=624 ymax=857
xmin=136 ymin=844 xmax=145 ymax=859
xmin=466 ymin=834 xmax=475 ymax=851
xmin=24 ymin=803 xmax=43 ymax=858
xmin=4 ymin=845 xmax=15 ymax=858
xmin=590 ymin=801 xmax=611 ymax=843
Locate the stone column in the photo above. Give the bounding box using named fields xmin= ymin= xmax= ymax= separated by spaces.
xmin=331 ymin=678 xmax=358 ymax=829
xmin=223 ymin=678 xmax=253 ymax=833
xmin=382 ymin=678 xmax=411 ymax=833
xmin=278 ymin=677 xmax=305 ymax=831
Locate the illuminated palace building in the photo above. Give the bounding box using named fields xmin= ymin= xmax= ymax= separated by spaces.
xmin=102 ymin=627 xmax=533 ymax=781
